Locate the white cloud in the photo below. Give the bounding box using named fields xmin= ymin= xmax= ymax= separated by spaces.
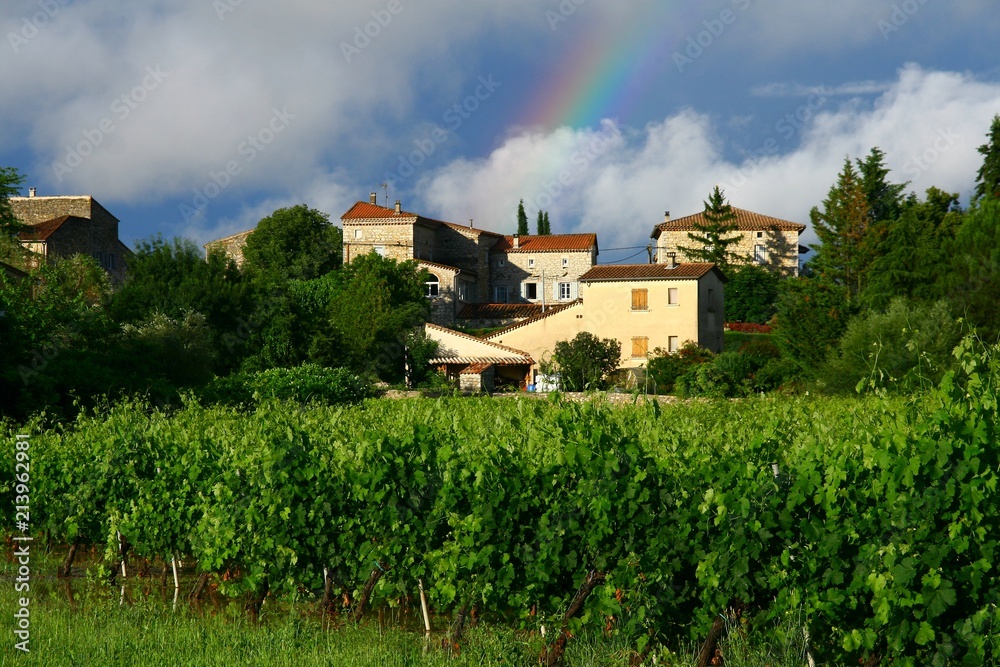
xmin=419 ymin=65 xmax=1000 ymax=252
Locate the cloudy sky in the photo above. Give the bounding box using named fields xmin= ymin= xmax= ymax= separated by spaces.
xmin=3 ymin=0 xmax=999 ymax=262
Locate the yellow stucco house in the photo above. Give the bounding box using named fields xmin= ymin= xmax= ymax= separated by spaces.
xmin=477 ymin=260 xmax=726 ymax=382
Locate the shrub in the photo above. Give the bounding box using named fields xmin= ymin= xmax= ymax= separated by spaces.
xmin=552 ymin=332 xmax=621 ymax=391
xmin=819 ymin=298 xmax=962 ymax=394
xmin=200 ymin=364 xmax=377 ymax=407
xmin=646 ymin=342 xmax=715 ymax=394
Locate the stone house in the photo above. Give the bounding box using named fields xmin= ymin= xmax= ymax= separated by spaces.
xmin=489 ymin=233 xmax=598 ymax=305
xmin=203 ymin=229 xmax=254 ymax=267
xmin=10 ymin=192 xmax=131 ymax=281
xmin=424 ymin=322 xmax=533 ymax=392
xmin=484 ymin=262 xmax=726 ymax=382
xmin=650 ymin=207 xmax=806 ymax=276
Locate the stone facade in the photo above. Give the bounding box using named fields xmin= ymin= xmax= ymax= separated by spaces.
xmin=651 ymin=207 xmax=805 ymax=276
xmin=203 ymin=229 xmax=254 ymax=267
xmin=489 ymin=234 xmax=598 ymax=305
xmin=10 ymin=195 xmax=130 ymax=281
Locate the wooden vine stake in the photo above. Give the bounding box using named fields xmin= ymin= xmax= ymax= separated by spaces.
xmin=418 ymin=578 xmax=431 ymax=637
xmin=540 ymin=570 xmax=606 ymax=667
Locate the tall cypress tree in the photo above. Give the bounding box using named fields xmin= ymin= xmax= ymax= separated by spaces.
xmin=678 ymin=186 xmax=740 ymax=270
xmin=542 ymin=212 xmax=551 ymax=235
xmin=516 ymin=199 xmax=529 ymax=235
xmin=536 ymin=210 xmax=545 ymax=235
xmin=974 ymin=114 xmax=1000 ymax=203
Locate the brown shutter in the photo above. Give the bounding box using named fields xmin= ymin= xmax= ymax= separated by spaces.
xmin=632 ymin=337 xmax=649 ymax=358
xmin=631 ymin=288 xmax=648 ymax=311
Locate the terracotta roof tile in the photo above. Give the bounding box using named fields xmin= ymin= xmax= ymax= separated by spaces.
xmin=652 ymin=207 xmax=805 ymax=236
xmin=425 ymin=323 xmax=533 ymax=363
xmin=579 ymin=263 xmax=720 ymax=281
xmin=342 ymin=201 xmax=418 ymax=220
xmin=485 ymin=299 xmax=584 ymax=339
xmin=493 ymin=234 xmax=597 ymax=253
xmin=460 ymin=362 xmax=494 ymax=375
xmin=458 ymin=303 xmax=572 ymax=320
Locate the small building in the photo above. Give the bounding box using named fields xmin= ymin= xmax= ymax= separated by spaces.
xmin=10 ymin=192 xmax=131 ymax=281
xmin=486 ymin=262 xmax=726 ymax=381
xmin=203 ymin=229 xmax=254 ymax=267
xmin=424 ymin=323 xmax=533 ymax=392
xmin=651 ymin=207 xmax=806 ymax=276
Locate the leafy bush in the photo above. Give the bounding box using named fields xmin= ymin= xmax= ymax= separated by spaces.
xmin=819 ymin=298 xmax=963 ymax=394
xmin=200 ymin=364 xmax=376 ymax=407
xmin=678 ymin=339 xmax=792 ymax=397
xmin=724 ymin=263 xmax=780 ymax=324
xmin=646 ymin=341 xmax=715 ymax=393
xmin=552 ymin=332 xmax=621 ymax=391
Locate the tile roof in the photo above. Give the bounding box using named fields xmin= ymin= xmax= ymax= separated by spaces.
xmin=457 ymin=302 xmax=572 ymax=320
xmin=579 ymin=263 xmax=721 ymax=281
xmin=460 ymin=362 xmax=494 ymax=375
xmin=203 ymin=228 xmax=254 ymax=248
xmin=0 ymin=261 xmax=29 ymax=280
xmin=417 ymin=260 xmax=466 ymax=275
xmin=493 ymin=233 xmax=598 ymax=253
xmin=485 ymin=299 xmax=584 ymax=339
xmin=652 ymin=207 xmax=806 ymax=236
xmin=425 ymin=323 xmax=533 ymax=363
xmin=342 ymin=201 xmax=418 ymax=220
xmin=18 ymin=215 xmax=86 ymax=241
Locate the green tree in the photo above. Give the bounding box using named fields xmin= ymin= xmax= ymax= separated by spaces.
xmin=542 ymin=211 xmax=551 ymax=235
xmin=773 ymin=276 xmax=852 ymax=375
xmin=242 ymin=205 xmax=342 ymax=285
xmin=946 ymin=197 xmax=1000 ymax=340
xmin=535 ymin=210 xmax=544 ymax=235
xmin=974 ymin=114 xmax=1000 ymax=202
xmin=552 ymin=331 xmax=621 ymax=391
xmin=857 ymin=147 xmax=906 ymax=228
xmin=109 ymin=236 xmax=254 ymax=372
xmin=809 ymin=159 xmax=872 ymax=300
xmin=724 ymin=264 xmax=780 ymax=324
xmin=0 ymin=167 xmax=26 ymax=237
xmin=678 ymin=186 xmax=740 ymax=271
xmin=516 ymin=199 xmax=529 ymax=236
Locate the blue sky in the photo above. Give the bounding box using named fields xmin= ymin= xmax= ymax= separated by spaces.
xmin=3 ymin=0 xmax=999 ymax=263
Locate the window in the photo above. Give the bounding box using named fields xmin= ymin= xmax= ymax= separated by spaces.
xmin=528 ymin=258 xmax=535 ymax=268
xmin=757 ymin=231 xmax=763 ymax=239
xmin=374 ymin=245 xmax=386 ymax=257
xmin=458 ymin=281 xmax=470 ymax=302
xmin=668 ymin=336 xmax=679 ymax=353
xmin=668 ymin=287 xmax=679 ymax=305
xmin=497 ymin=258 xmax=505 ymax=267
xmin=524 ymin=282 xmax=538 ymax=300
xmin=562 ymin=257 xmax=568 ymax=268
xmin=425 ymin=274 xmax=440 ymax=298
xmin=494 ymin=285 xmax=508 ymax=303
xmin=559 ymin=282 xmax=572 ymax=300
xmin=755 ymin=245 xmax=768 ymax=264
xmin=354 ymin=229 xmax=362 ymax=239
xmin=632 ymin=337 xmax=649 ymax=359
xmin=707 ymin=288 xmax=715 ymax=312
xmin=631 ymin=289 xmax=648 ymax=311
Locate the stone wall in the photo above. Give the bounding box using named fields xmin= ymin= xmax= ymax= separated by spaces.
xmin=342 ymin=219 xmax=416 ymax=263
xmin=9 ymin=196 xmax=100 ymax=225
xmin=657 ymin=229 xmax=801 ymax=275
xmin=204 ymin=230 xmax=253 ymax=267
xmin=491 ymin=248 xmax=595 ymax=303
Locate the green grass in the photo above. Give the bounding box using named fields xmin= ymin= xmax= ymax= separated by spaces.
xmin=0 ymin=583 xmax=828 ymax=666
xmin=722 ymin=330 xmax=774 ymax=352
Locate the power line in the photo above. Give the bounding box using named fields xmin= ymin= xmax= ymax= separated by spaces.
xmin=604 ymin=249 xmax=648 ymax=264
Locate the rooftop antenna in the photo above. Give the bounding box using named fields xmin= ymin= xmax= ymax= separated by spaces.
xmin=380 ymin=181 xmax=390 ymax=207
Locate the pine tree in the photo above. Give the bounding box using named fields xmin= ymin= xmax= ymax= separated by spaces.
xmin=542 ymin=211 xmax=551 ymax=235
xmin=857 ymin=147 xmax=906 ymax=226
xmin=0 ymin=167 xmax=26 ymax=238
xmin=678 ymin=186 xmax=740 ymax=270
xmin=516 ymin=199 xmax=529 ymax=235
xmin=974 ymin=114 xmax=1000 ymax=203
xmin=808 ymin=159 xmax=871 ymax=300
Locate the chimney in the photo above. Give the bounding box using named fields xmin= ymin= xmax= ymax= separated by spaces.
xmin=29 ymin=187 xmax=36 ymax=198
xmin=469 ymin=218 xmax=474 ymax=229
xmin=664 ymin=210 xmax=670 ymax=223
xmin=512 ymin=233 xmax=520 ymax=249
xmin=370 ymin=192 xmax=377 ymax=205
xmin=394 ymin=200 xmax=401 ymax=214
xmin=666 ymin=252 xmax=677 ymax=269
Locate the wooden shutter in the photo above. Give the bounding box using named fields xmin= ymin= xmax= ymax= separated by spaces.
xmin=632 ymin=337 xmax=649 ymax=358
xmin=631 ymin=289 xmax=648 ymax=311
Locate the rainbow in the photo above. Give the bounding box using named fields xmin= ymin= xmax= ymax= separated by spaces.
xmin=521 ymin=5 xmax=684 ymax=130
